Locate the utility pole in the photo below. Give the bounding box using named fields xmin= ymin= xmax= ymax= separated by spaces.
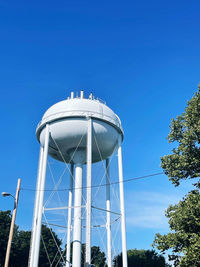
xmin=3 ymin=178 xmax=21 ymax=267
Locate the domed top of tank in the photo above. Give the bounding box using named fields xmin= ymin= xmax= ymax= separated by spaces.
xmin=36 ymin=91 xmax=123 ymax=140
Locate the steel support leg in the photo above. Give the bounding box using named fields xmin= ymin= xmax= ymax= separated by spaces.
xmin=118 ymin=137 xmax=128 ymax=267
xmin=85 ymin=118 xmax=92 ymax=267
xmin=30 ymin=124 xmax=49 ymax=267
xmin=28 ymin=146 xmax=44 ymax=267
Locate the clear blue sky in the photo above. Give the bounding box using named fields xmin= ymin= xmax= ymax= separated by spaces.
xmin=1 ymin=0 xmax=200 ymax=258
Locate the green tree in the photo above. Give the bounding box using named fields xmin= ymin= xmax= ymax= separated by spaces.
xmin=161 ymin=85 xmax=200 ymax=187
xmin=91 ymin=246 xmax=106 ymax=267
xmin=68 ymin=243 xmax=107 ymax=267
xmin=12 ymin=226 xmax=63 ymax=267
xmin=113 ymin=249 xmax=170 ymax=267
xmin=153 ymin=86 xmax=200 ymax=266
xmin=0 ymin=210 xmax=11 ymax=265
xmin=0 ymin=210 xmax=19 ymax=267
xmin=0 ymin=210 xmax=106 ymax=267
xmin=0 ymin=210 xmax=63 ymax=267
xmin=153 ymin=191 xmax=200 ymax=266
xmin=39 ymin=225 xmax=63 ymax=267
xmin=14 ymin=230 xmax=31 ymax=267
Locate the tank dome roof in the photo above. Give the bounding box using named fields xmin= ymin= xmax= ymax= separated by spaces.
xmin=36 ymin=92 xmax=123 ymax=140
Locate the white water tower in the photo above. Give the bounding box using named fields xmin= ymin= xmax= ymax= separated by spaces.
xmin=29 ymin=91 xmax=128 ymax=267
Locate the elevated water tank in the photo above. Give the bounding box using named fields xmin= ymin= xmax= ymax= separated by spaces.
xmin=36 ymin=91 xmax=123 ymax=163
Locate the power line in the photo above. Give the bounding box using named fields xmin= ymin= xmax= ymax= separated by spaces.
xmin=21 ymin=172 xmax=164 ymax=192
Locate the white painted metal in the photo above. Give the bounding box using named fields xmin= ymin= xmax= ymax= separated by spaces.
xmin=118 ymin=137 xmax=128 ymax=267
xmin=44 ymin=205 xmax=85 ymax=211
xmin=39 ymin=120 xmax=120 ymax=164
xmin=66 ymin=164 xmax=74 ymax=267
xmin=72 ymin=163 xmax=83 ymax=267
xmin=38 ymin=98 xmax=122 ymax=131
xmin=85 ymin=118 xmax=92 ymax=267
xmin=28 ymin=147 xmax=44 ymax=267
xmin=36 ymin=96 xmax=123 ymax=164
xmin=106 ymin=158 xmax=112 ymax=267
xmin=106 ymin=159 xmax=112 ymax=267
xmin=33 ymin=125 xmax=49 ymax=267
xmin=31 ymin=92 xmax=127 ymax=267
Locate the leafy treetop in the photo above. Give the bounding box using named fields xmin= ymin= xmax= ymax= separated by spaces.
xmin=113 ymin=249 xmax=170 ymax=267
xmin=161 ymin=85 xmax=200 ymax=187
xmin=153 ymin=190 xmax=200 ymax=266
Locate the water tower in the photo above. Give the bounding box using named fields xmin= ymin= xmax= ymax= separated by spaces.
xmin=28 ymin=91 xmax=128 ymax=267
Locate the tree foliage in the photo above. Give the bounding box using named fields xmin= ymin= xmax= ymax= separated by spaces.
xmin=68 ymin=243 xmax=106 ymax=267
xmin=0 ymin=210 xmax=18 ymax=267
xmin=161 ymin=85 xmax=200 ymax=187
xmin=0 ymin=210 xmax=106 ymax=266
xmin=81 ymin=244 xmax=106 ymax=267
xmin=0 ymin=210 xmax=63 ymax=267
xmin=39 ymin=225 xmax=63 ymax=267
xmin=154 ymin=86 xmax=200 ymax=266
xmin=0 ymin=210 xmax=11 ymax=266
xmin=113 ymin=249 xmax=170 ymax=267
xmin=154 ymin=190 xmax=200 ymax=266
xmin=91 ymin=245 xmax=106 ymax=267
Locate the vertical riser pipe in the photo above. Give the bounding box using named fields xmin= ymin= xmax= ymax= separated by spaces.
xmin=72 ymin=164 xmax=83 ymax=267
xmin=66 ymin=164 xmax=74 ymax=267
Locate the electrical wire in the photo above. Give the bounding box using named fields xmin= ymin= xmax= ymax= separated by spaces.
xmin=21 ymin=172 xmax=164 ymax=192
